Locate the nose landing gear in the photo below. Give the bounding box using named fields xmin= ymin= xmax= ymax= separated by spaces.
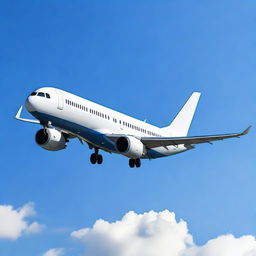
xmin=129 ymin=158 xmax=141 ymax=168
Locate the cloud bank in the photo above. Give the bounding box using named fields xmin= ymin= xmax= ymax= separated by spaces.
xmin=0 ymin=202 xmax=44 ymax=240
xmin=71 ymin=210 xmax=256 ymax=256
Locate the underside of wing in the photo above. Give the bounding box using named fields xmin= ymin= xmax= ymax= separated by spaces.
xmin=141 ymin=126 xmax=251 ymax=149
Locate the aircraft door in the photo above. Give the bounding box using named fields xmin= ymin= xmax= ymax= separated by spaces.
xmin=54 ymin=89 xmax=64 ymax=110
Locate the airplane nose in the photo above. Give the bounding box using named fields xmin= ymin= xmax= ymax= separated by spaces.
xmin=25 ymin=96 xmax=36 ymax=112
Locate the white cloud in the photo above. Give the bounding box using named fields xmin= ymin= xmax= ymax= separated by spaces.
xmin=71 ymin=210 xmax=193 ymax=256
xmin=43 ymin=248 xmax=64 ymax=256
xmin=0 ymin=202 xmax=44 ymax=240
xmin=184 ymin=234 xmax=256 ymax=256
xmin=71 ymin=210 xmax=256 ymax=256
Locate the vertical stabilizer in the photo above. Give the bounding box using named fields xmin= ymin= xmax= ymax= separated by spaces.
xmin=162 ymin=92 xmax=201 ymax=137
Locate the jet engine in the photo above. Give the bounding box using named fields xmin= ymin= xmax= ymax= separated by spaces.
xmin=35 ymin=128 xmax=67 ymax=151
xmin=116 ymin=136 xmax=144 ymax=158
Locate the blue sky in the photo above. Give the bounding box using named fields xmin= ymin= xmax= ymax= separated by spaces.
xmin=0 ymin=1 xmax=255 ymax=255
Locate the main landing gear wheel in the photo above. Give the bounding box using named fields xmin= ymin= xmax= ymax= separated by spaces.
xmin=90 ymin=152 xmax=103 ymax=165
xmin=90 ymin=153 xmax=97 ymax=164
xmin=129 ymin=159 xmax=141 ymax=168
xmin=129 ymin=159 xmax=135 ymax=168
xmin=135 ymin=158 xmax=141 ymax=168
xmin=97 ymin=154 xmax=103 ymax=164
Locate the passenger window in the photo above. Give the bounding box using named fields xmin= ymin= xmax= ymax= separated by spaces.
xmin=46 ymin=93 xmax=50 ymax=99
xmin=37 ymin=92 xmax=45 ymax=97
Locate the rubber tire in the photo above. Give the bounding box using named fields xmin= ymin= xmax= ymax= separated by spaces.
xmin=90 ymin=153 xmax=97 ymax=164
xmin=129 ymin=159 xmax=135 ymax=168
xmin=97 ymin=155 xmax=103 ymax=164
xmin=135 ymin=159 xmax=141 ymax=168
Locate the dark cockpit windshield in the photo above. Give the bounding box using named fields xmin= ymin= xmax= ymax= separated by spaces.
xmin=37 ymin=92 xmax=45 ymax=97
xmin=30 ymin=91 xmax=51 ymax=98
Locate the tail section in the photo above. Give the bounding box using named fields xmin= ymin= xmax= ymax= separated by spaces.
xmin=162 ymin=92 xmax=201 ymax=137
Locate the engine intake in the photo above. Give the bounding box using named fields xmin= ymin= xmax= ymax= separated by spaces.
xmin=116 ymin=136 xmax=144 ymax=159
xmin=35 ymin=128 xmax=67 ymax=151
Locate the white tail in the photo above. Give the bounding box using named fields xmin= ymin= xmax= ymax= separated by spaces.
xmin=162 ymin=92 xmax=201 ymax=137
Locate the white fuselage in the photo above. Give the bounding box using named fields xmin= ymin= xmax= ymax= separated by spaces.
xmin=25 ymin=87 xmax=189 ymax=159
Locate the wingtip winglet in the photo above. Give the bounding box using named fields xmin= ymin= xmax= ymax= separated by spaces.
xmin=15 ymin=105 xmax=40 ymax=124
xmin=241 ymin=125 xmax=252 ymax=136
xmin=15 ymin=106 xmax=23 ymax=119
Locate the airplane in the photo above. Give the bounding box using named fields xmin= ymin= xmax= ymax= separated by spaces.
xmin=15 ymin=87 xmax=251 ymax=168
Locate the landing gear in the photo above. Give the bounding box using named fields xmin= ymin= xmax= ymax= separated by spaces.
xmin=129 ymin=158 xmax=141 ymax=168
xmin=90 ymin=148 xmax=103 ymax=165
xmin=90 ymin=153 xmax=97 ymax=164
xmin=129 ymin=159 xmax=135 ymax=168
xmin=135 ymin=158 xmax=141 ymax=168
xmin=97 ymin=154 xmax=103 ymax=164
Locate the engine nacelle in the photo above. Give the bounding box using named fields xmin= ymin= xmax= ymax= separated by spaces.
xmin=35 ymin=128 xmax=67 ymax=151
xmin=116 ymin=136 xmax=144 ymax=159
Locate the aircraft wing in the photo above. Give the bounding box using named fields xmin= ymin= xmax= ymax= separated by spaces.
xmin=140 ymin=126 xmax=251 ymax=149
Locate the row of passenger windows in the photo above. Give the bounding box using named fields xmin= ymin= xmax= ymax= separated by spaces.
xmin=65 ymin=99 xmax=110 ymax=120
xmin=65 ymin=98 xmax=161 ymax=137
xmin=30 ymin=91 xmax=51 ymax=98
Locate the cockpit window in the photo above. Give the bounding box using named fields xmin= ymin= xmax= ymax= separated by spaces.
xmin=46 ymin=93 xmax=50 ymax=99
xmin=37 ymin=92 xmax=45 ymax=97
xmin=30 ymin=92 xmax=37 ymax=96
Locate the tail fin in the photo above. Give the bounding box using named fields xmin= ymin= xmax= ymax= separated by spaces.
xmin=162 ymin=92 xmax=201 ymax=137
